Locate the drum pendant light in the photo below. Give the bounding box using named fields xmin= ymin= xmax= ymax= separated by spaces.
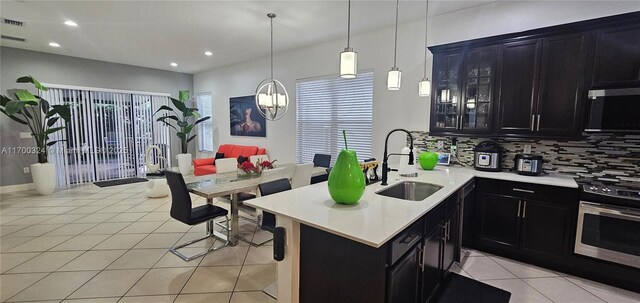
xmin=255 ymin=13 xmax=289 ymax=121
xmin=418 ymin=0 xmax=431 ymax=97
xmin=387 ymin=0 xmax=401 ymax=90
xmin=340 ymin=0 xmax=357 ymax=78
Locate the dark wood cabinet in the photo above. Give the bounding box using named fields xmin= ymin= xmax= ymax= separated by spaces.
xmin=460 ymin=46 xmax=497 ymax=134
xmin=477 ymin=192 xmax=521 ymax=250
xmin=421 ymin=226 xmax=442 ymax=303
xmin=592 ymin=23 xmax=640 ymax=88
xmin=536 ymin=33 xmax=590 ymax=137
xmin=473 ymin=178 xmax=578 ymax=263
xmin=496 ymin=39 xmax=541 ymax=134
xmin=431 ymin=51 xmax=463 ymax=133
xmin=519 ymin=198 xmax=573 ymax=260
xmin=387 ymin=244 xmax=421 ymax=303
xmin=442 ymin=207 xmax=459 ymax=273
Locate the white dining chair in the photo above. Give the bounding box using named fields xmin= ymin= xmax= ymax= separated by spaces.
xmin=291 ymin=163 xmax=314 ymax=189
xmin=259 ymin=167 xmax=287 ymax=186
xmin=215 ymin=158 xmax=238 ymax=174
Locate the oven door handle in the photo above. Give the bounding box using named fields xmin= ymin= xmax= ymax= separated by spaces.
xmin=580 ymin=201 xmax=640 ymax=222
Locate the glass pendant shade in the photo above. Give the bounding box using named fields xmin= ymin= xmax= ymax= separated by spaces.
xmin=387 ymin=67 xmax=402 ymax=90
xmin=340 ymin=48 xmax=357 ymax=79
xmin=418 ymin=78 xmax=431 ymax=97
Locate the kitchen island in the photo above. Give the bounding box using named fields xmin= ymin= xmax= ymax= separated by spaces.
xmin=245 ymin=166 xmax=577 ymax=303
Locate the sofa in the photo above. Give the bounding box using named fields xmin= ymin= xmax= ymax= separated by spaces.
xmin=193 ymin=144 xmax=267 ymax=176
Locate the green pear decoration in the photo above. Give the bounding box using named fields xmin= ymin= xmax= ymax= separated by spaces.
xmin=328 ymin=131 xmax=365 ymax=205
xmin=418 ymin=151 xmax=439 ymax=170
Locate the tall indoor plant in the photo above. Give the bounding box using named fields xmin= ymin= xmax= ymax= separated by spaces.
xmin=0 ymin=76 xmax=71 ymax=194
xmin=154 ymin=92 xmax=210 ymax=175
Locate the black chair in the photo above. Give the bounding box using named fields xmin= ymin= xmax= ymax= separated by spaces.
xmin=313 ymin=153 xmax=331 ymax=168
xmin=258 ymin=178 xmax=292 ymax=233
xmin=164 ymin=170 xmax=230 ymax=261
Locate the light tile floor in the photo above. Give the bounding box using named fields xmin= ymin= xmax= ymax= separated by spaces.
xmin=1 ymin=182 xmax=639 ymax=303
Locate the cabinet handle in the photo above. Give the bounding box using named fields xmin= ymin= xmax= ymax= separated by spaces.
xmin=517 ymin=200 xmax=522 ymax=218
xmin=446 ymin=220 xmax=451 ymax=241
xmin=419 ymin=244 xmax=425 ymax=272
xmin=522 ymin=201 xmax=527 ymax=218
xmin=513 ymin=188 xmax=535 ymax=194
xmin=441 ymin=223 xmax=447 ymax=241
xmin=531 ymin=115 xmax=535 ymax=131
xmin=536 ymin=114 xmax=541 ymax=131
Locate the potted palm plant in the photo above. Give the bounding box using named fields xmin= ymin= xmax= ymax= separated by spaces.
xmin=0 ymin=76 xmax=71 ymax=195
xmin=154 ymin=93 xmax=210 ymax=175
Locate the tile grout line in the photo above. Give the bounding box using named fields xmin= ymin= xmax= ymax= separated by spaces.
xmin=559 ymin=276 xmax=610 ymax=303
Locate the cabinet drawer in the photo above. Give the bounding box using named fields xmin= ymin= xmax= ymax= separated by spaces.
xmin=425 ymin=202 xmax=446 ymax=234
xmin=476 ymin=178 xmax=576 ymax=203
xmin=388 ymin=220 xmax=423 ymax=266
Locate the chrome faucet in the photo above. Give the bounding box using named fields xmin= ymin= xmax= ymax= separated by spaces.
xmin=381 ymin=128 xmax=415 ymax=186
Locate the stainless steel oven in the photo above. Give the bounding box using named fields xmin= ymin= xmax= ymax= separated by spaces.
xmin=575 ymin=201 xmax=640 ymax=269
xmin=586 ymin=88 xmax=640 ymax=132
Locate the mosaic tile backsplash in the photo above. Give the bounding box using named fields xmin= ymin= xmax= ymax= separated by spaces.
xmin=409 ymin=132 xmax=640 ymax=189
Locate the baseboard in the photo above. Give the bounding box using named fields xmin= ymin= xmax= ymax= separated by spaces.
xmin=0 ymin=183 xmax=35 ymax=194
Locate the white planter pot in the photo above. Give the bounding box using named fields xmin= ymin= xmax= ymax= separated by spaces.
xmin=30 ymin=163 xmax=56 ymax=195
xmin=176 ymin=153 xmax=193 ymax=175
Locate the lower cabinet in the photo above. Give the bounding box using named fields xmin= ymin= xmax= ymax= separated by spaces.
xmin=421 ymin=225 xmax=443 ymax=302
xmin=387 ymin=245 xmax=421 ymax=303
xmin=473 ymin=178 xmax=577 ymax=263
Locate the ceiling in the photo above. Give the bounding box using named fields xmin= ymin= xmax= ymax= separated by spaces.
xmin=0 ymin=0 xmax=497 ymax=74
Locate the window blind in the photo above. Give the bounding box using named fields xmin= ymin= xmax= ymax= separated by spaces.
xmin=196 ymin=93 xmax=213 ymax=152
xmin=296 ymin=71 xmax=373 ymax=165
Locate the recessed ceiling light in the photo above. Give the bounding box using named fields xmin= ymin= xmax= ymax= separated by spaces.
xmin=170 ymin=62 xmax=178 ymax=67
xmin=204 ymin=51 xmax=213 ymax=56
xmin=49 ymin=42 xmax=61 ymax=47
xmin=64 ymin=20 xmax=78 ymax=27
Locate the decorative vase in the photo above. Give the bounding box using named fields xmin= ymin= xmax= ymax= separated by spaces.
xmin=176 ymin=153 xmax=192 ymax=175
xmin=418 ymin=151 xmax=438 ymax=170
xmin=30 ymin=162 xmax=56 ymax=195
xmin=328 ymin=149 xmax=365 ymax=205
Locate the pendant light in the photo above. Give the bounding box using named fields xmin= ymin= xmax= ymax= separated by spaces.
xmin=340 ymin=0 xmax=357 ymax=78
xmin=255 ymin=13 xmax=289 ymax=121
xmin=387 ymin=0 xmax=401 ymax=90
xmin=418 ymin=0 xmax=431 ymax=97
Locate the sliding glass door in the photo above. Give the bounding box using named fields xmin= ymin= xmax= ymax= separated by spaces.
xmin=41 ymin=87 xmax=171 ymax=187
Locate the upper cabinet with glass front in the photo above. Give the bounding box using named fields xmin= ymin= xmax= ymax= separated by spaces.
xmin=430 ymin=51 xmax=463 ymax=133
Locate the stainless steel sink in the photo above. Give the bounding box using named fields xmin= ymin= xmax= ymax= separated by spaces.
xmin=376 ymin=181 xmax=443 ymax=201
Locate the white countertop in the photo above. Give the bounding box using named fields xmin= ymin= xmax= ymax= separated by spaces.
xmin=244 ymin=166 xmax=578 ymax=248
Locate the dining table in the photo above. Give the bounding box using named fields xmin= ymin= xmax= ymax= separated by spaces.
xmin=183 ymin=164 xmax=328 ymax=246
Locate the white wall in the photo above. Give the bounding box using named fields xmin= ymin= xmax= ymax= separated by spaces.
xmin=194 ymin=1 xmax=639 ymax=164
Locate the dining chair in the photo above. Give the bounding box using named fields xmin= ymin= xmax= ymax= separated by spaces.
xmin=259 ymin=167 xmax=287 ymax=189
xmin=164 ymin=170 xmax=230 ymax=261
xmin=313 ymin=153 xmax=332 ymax=168
xmin=257 ymin=178 xmax=292 ymax=299
xmin=291 ymin=163 xmax=314 ymax=189
xmin=215 ymin=157 xmax=238 ymax=174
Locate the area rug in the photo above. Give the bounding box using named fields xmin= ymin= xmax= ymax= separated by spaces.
xmin=93 ymin=178 xmax=148 ymax=188
xmin=432 ymin=273 xmax=511 ymax=303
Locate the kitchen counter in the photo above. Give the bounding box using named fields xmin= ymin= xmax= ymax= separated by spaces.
xmin=245 ymin=166 xmax=577 ymax=248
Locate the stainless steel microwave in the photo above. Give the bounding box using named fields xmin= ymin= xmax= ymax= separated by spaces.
xmin=586 ymin=88 xmax=640 ymax=132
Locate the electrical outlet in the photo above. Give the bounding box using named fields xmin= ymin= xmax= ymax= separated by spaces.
xmin=437 ymin=141 xmax=444 ymax=149
xmin=20 ymin=132 xmax=31 ymax=139
xmin=23 ymin=167 xmax=30 ymax=174
xmin=524 ymin=144 xmax=532 ymax=154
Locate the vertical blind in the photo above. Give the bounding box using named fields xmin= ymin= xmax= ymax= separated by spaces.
xmin=196 ymin=93 xmax=214 ymax=152
xmin=41 ymin=87 xmax=171 ymax=187
xmin=296 ymin=71 xmax=374 ymax=165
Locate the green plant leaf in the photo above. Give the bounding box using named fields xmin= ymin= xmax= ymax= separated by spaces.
xmin=157 ymin=115 xmax=179 ymax=122
xmin=186 ymin=135 xmax=196 ymax=142
xmin=40 ymin=98 xmax=50 ymax=114
xmin=170 ymin=97 xmax=188 ymax=112
xmin=0 ymin=108 xmax=28 ymax=124
xmin=1 ymin=95 xmax=12 ymax=107
xmin=47 ymin=116 xmax=60 ymax=127
xmin=47 ymin=140 xmax=61 ymax=146
xmin=22 ymin=108 xmax=33 ymax=119
xmin=179 ymin=90 xmax=190 ymax=102
xmin=194 ymin=116 xmax=210 ymax=125
xmin=14 ymin=89 xmax=37 ymax=102
xmin=44 ymin=126 xmax=65 ymax=135
xmin=153 ymin=105 xmax=174 ymax=115
xmin=47 ymin=105 xmax=71 ymax=120
xmin=183 ymin=125 xmax=194 ymax=135
xmin=17 ymin=76 xmax=47 ymax=91
xmin=5 ymin=100 xmax=25 ymax=115
xmin=177 ymin=121 xmax=188 ymax=128
xmin=176 ymin=132 xmax=186 ymax=139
